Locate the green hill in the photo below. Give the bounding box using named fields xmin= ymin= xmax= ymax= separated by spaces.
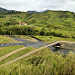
xmin=0 ymin=8 xmax=75 ymax=39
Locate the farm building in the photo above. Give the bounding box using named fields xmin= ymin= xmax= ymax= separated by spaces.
xmin=19 ymin=23 xmax=27 ymax=25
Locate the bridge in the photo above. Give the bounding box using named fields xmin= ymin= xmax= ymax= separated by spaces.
xmin=0 ymin=41 xmax=75 ymax=67
xmin=58 ymin=41 xmax=75 ymax=50
xmin=46 ymin=41 xmax=75 ymax=50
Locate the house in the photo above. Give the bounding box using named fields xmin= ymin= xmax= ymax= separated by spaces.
xmin=19 ymin=23 xmax=27 ymax=25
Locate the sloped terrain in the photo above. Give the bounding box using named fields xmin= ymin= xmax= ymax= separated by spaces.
xmin=0 ymin=48 xmax=75 ymax=75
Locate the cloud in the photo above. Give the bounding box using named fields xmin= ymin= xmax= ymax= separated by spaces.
xmin=0 ymin=0 xmax=75 ymax=12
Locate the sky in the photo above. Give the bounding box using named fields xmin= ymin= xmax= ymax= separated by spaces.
xmin=0 ymin=0 xmax=75 ymax=12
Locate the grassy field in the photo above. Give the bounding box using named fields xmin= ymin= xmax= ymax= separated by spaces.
xmin=0 ymin=47 xmax=36 ymax=65
xmin=14 ymin=35 xmax=38 ymax=42
xmin=0 ymin=45 xmax=24 ymax=57
xmin=0 ymin=48 xmax=75 ymax=75
xmin=0 ymin=35 xmax=21 ymax=44
xmin=34 ymin=35 xmax=75 ymax=43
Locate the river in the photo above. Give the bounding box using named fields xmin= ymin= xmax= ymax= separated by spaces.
xmin=0 ymin=36 xmax=75 ymax=54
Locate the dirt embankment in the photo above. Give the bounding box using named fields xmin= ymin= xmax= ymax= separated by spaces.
xmin=60 ymin=42 xmax=75 ymax=50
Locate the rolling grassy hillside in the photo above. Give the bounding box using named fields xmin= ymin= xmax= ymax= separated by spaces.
xmin=0 ymin=48 xmax=75 ymax=75
xmin=0 ymin=9 xmax=75 ymax=40
xmin=0 ymin=8 xmax=75 ymax=75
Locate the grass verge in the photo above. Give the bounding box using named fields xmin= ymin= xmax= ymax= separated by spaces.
xmin=0 ymin=47 xmax=36 ymax=65
xmin=34 ymin=35 xmax=75 ymax=43
xmin=0 ymin=35 xmax=21 ymax=44
xmin=0 ymin=45 xmax=24 ymax=57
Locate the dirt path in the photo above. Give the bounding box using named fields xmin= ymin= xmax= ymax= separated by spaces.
xmin=0 ymin=41 xmax=75 ymax=67
xmin=60 ymin=41 xmax=75 ymax=44
xmin=0 ymin=41 xmax=60 ymax=67
xmin=0 ymin=47 xmax=27 ymax=61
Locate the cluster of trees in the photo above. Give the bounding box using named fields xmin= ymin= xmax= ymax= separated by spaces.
xmin=4 ymin=19 xmax=19 ymax=26
xmin=0 ymin=25 xmax=75 ymax=39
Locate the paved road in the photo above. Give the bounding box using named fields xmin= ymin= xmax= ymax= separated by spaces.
xmin=0 ymin=41 xmax=75 ymax=67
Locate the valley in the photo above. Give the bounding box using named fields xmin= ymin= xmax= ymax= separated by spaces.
xmin=0 ymin=7 xmax=75 ymax=75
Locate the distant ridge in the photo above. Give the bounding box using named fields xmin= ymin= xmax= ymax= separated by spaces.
xmin=0 ymin=7 xmax=74 ymax=14
xmin=0 ymin=7 xmax=49 ymax=13
xmin=0 ymin=7 xmax=15 ymax=12
xmin=27 ymin=10 xmax=49 ymax=13
xmin=0 ymin=7 xmax=8 ymax=11
xmin=27 ymin=11 xmax=37 ymax=13
xmin=0 ymin=7 xmax=17 ymax=15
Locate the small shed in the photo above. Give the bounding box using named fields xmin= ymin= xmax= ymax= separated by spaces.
xmin=19 ymin=23 xmax=27 ymax=25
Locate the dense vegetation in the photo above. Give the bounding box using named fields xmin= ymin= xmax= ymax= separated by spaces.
xmin=0 ymin=9 xmax=75 ymax=39
xmin=0 ymin=48 xmax=75 ymax=75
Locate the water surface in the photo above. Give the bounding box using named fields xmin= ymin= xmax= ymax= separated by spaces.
xmin=0 ymin=36 xmax=75 ymax=54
